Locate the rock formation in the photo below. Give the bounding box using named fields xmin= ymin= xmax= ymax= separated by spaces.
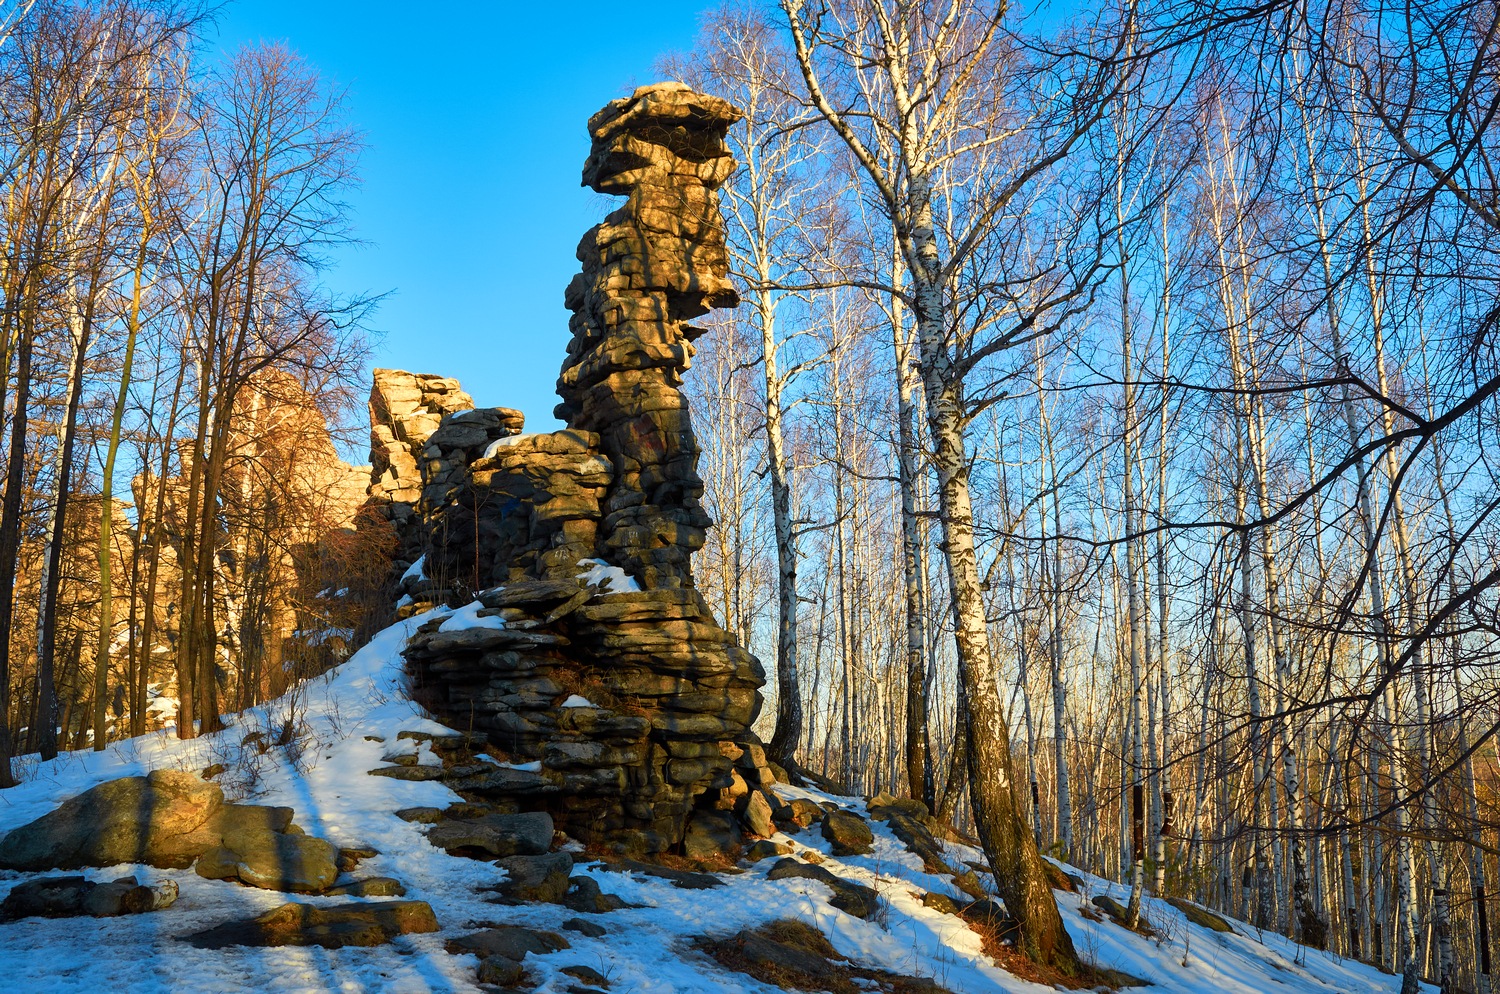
xmin=399 ymin=83 xmax=777 ymax=855
xmin=555 ymin=81 xmax=740 ymax=591
xmin=364 ymin=368 xmax=525 ymax=613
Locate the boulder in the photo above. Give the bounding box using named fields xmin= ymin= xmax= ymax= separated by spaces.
xmin=494 ymin=851 xmax=574 ymax=903
xmin=722 ymin=928 xmax=839 ymax=985
xmin=773 ymin=798 xmax=825 ymax=830
xmin=883 ymin=812 xmax=949 ymax=872
xmin=0 ymin=874 xmax=177 ymax=920
xmin=820 ymin=810 xmax=873 ymax=856
xmin=866 ymin=791 xmax=931 ymax=823
xmin=683 ymin=810 xmax=741 ymax=859
xmin=921 ymin=891 xmax=961 ymax=915
xmin=0 ymin=771 xmax=223 ymax=871
xmin=1167 ymin=896 xmax=1233 ymax=933
xmin=194 ymin=833 xmax=338 ymax=893
xmin=736 ymin=790 xmax=775 ymax=839
xmin=744 ymin=840 xmax=792 ymax=863
xmin=188 ymin=900 xmax=439 ymax=948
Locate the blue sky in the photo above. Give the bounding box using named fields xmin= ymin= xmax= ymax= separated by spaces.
xmin=213 ymin=1 xmax=720 ymax=435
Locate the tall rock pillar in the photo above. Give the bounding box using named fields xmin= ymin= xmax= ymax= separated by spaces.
xmin=556 ymin=82 xmax=743 ymax=590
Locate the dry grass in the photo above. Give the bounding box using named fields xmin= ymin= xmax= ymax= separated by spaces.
xmin=958 ymin=905 xmax=1147 ymax=992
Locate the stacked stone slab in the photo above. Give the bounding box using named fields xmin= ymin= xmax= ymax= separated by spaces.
xmin=404 ymin=573 xmax=768 ymax=852
xmin=403 ymin=84 xmax=776 ymax=855
xmin=555 ymin=81 xmax=741 ymax=591
xmin=425 ymin=431 xmax=611 ymax=593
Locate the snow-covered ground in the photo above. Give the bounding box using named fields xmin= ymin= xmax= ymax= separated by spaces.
xmin=0 ymin=609 xmax=1430 ymax=993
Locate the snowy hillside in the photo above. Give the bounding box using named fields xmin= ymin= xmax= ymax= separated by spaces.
xmin=0 ymin=611 xmax=1430 ymax=994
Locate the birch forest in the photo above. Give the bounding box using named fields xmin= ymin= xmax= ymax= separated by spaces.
xmin=673 ymin=1 xmax=1500 ymax=991
xmin=4 ymin=0 xmax=1500 ymax=991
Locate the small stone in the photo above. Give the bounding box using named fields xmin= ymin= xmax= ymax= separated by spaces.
xmin=325 ymin=876 xmax=407 ymax=898
xmin=560 ymin=874 xmax=625 ymax=912
xmin=477 ymin=955 xmax=526 ymax=986
xmin=337 ymin=846 xmax=379 ymax=872
xmin=922 ymin=891 xmax=961 ymax=915
xmin=563 ymin=917 xmax=607 ymax=937
xmin=561 ymin=965 xmax=609 ymax=986
xmin=395 ymin=806 xmax=445 ymax=824
xmin=744 ymin=840 xmax=791 ymax=863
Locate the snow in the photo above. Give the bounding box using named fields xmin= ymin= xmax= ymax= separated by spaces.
xmin=482 ymin=433 xmax=534 ymax=458
xmin=0 ymin=611 xmax=1430 ymax=994
xmin=437 ymin=600 xmax=504 ymax=633
xmin=400 ymin=555 xmax=426 ymax=583
xmin=558 ymin=695 xmax=595 ymax=709
xmin=576 ymin=557 xmax=642 ymax=594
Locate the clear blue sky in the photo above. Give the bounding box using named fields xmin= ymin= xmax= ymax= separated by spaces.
xmin=213 ymin=1 xmax=720 ymax=436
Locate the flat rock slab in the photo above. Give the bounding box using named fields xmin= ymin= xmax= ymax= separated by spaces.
xmin=425 ymin=811 xmax=553 ymax=858
xmin=187 ymin=900 xmax=439 ymax=949
xmin=563 ymin=917 xmax=607 ymax=937
xmin=447 ymin=925 xmax=570 ymax=961
xmin=368 ymin=764 xmax=447 ymax=782
xmin=1166 ymin=897 xmax=1231 ymax=932
xmin=765 ymin=858 xmax=879 ymax=919
xmin=325 ymin=876 xmax=407 ymax=898
xmin=596 ymin=858 xmax=724 ymax=890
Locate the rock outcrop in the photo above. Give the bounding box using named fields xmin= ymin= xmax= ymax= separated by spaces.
xmin=366 ymin=371 xmax=524 ymax=594
xmin=400 ymin=83 xmax=777 ymax=855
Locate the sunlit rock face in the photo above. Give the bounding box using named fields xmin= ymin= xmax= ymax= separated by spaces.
xmin=557 ymin=81 xmax=742 ymax=592
xmin=396 ymin=85 xmax=774 ymax=855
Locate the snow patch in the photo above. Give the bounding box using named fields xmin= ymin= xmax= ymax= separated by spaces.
xmin=399 ymin=554 xmax=426 ymax=582
xmin=576 ymin=557 xmax=642 ymax=593
xmin=482 ymin=433 xmax=535 ymax=458
xmin=438 ymin=600 xmax=505 ymax=632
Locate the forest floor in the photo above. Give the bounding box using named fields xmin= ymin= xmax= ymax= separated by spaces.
xmin=0 ymin=609 xmax=1431 ymax=994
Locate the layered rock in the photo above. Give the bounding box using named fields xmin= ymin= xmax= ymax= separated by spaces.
xmin=365 ymin=368 xmax=525 ymax=612
xmin=403 ymin=84 xmax=774 ymax=854
xmin=556 ymin=82 xmax=741 ymax=591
